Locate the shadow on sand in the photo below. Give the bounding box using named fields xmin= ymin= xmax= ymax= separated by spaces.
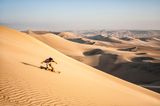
xmin=21 ymin=62 xmax=60 ymax=74
xmin=21 ymin=62 xmax=40 ymax=68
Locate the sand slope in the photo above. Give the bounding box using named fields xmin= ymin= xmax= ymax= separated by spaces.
xmin=31 ymin=32 xmax=84 ymax=56
xmin=0 ymin=26 xmax=160 ymax=106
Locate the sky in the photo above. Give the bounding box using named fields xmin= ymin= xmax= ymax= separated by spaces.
xmin=0 ymin=0 xmax=160 ymax=31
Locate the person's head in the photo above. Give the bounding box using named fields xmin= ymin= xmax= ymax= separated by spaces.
xmin=49 ymin=57 xmax=53 ymax=61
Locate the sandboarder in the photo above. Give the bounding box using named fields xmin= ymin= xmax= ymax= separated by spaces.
xmin=40 ymin=57 xmax=57 ymax=72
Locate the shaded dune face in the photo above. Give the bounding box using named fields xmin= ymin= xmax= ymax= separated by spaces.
xmin=83 ymin=49 xmax=104 ymax=56
xmin=139 ymin=38 xmax=151 ymax=42
xmin=104 ymin=37 xmax=122 ymax=43
xmin=87 ymin=35 xmax=122 ymax=43
xmin=120 ymin=37 xmax=134 ymax=41
xmin=95 ymin=53 xmax=118 ymax=72
xmin=96 ymin=55 xmax=160 ymax=86
xmin=67 ymin=38 xmax=95 ymax=45
xmin=86 ymin=35 xmax=106 ymax=41
xmin=131 ymin=57 xmax=156 ymax=62
xmin=90 ymin=51 xmax=160 ymax=93
xmin=136 ymin=53 xmax=147 ymax=55
xmin=118 ymin=47 xmax=138 ymax=52
xmin=68 ymin=38 xmax=86 ymax=43
xmin=111 ymin=62 xmax=160 ymax=84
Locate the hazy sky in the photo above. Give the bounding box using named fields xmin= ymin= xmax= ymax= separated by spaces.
xmin=0 ymin=0 xmax=160 ymax=31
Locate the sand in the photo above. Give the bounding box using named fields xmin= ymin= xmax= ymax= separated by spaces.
xmin=0 ymin=26 xmax=160 ymax=106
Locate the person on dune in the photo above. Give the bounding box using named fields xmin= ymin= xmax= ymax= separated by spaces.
xmin=40 ymin=57 xmax=57 ymax=72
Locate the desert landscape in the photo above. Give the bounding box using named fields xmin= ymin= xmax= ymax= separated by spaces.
xmin=1 ymin=0 xmax=160 ymax=106
xmin=0 ymin=26 xmax=160 ymax=106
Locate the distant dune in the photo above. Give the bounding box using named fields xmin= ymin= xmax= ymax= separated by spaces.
xmin=118 ymin=47 xmax=138 ymax=52
xmin=1 ymin=26 xmax=160 ymax=106
xmin=58 ymin=32 xmax=80 ymax=39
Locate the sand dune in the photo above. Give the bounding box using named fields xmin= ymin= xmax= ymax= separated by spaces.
xmin=120 ymin=36 xmax=135 ymax=41
xmin=85 ymin=33 xmax=160 ymax=49
xmin=58 ymin=32 xmax=80 ymax=39
xmin=67 ymin=38 xmax=95 ymax=45
xmin=83 ymin=49 xmax=104 ymax=56
xmin=1 ymin=26 xmax=160 ymax=105
xmin=31 ymin=31 xmax=160 ymax=93
xmin=86 ymin=35 xmax=123 ymax=43
xmin=31 ymin=32 xmax=85 ymax=56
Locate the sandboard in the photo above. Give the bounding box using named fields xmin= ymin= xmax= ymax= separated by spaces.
xmin=40 ymin=66 xmax=61 ymax=74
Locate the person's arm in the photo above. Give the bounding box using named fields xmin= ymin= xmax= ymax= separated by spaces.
xmin=41 ymin=61 xmax=44 ymax=64
xmin=52 ymin=60 xmax=57 ymax=64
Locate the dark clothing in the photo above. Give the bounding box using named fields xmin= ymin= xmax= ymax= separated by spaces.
xmin=43 ymin=58 xmax=54 ymax=63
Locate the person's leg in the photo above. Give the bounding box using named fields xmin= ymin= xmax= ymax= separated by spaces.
xmin=49 ymin=63 xmax=54 ymax=72
xmin=46 ymin=63 xmax=49 ymax=70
